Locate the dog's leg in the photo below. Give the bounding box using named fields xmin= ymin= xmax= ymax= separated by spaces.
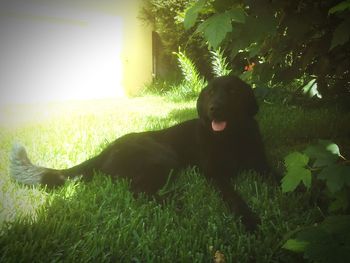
xmin=212 ymin=177 xmax=260 ymax=232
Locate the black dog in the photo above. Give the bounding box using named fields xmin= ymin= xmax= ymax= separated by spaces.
xmin=10 ymin=75 xmax=269 ymax=231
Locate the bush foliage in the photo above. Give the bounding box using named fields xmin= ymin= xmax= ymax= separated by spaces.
xmin=143 ymin=0 xmax=350 ymax=103
xmin=280 ymin=140 xmax=350 ymax=262
xmin=186 ymin=0 xmax=350 ymax=97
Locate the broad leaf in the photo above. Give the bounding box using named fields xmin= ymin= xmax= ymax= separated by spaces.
xmin=330 ymin=17 xmax=350 ymax=50
xmin=239 ymin=15 xmax=277 ymax=45
xmin=294 ymin=216 xmax=350 ymax=263
xmin=328 ymin=189 xmax=349 ymax=212
xmin=329 ymin=0 xmax=350 ymax=14
xmin=321 ymin=215 xmax=350 ymax=234
xmin=282 ymin=239 xmax=308 ymax=253
xmin=228 ymin=7 xmax=246 ymax=23
xmin=247 ymin=42 xmax=260 ymax=58
xmin=281 ymin=152 xmax=311 ymax=192
xmin=302 ymin=79 xmax=316 ymax=94
xmin=212 ymin=0 xmax=233 ymax=12
xmin=285 ymin=151 xmax=309 ymax=169
xmin=324 ymin=141 xmax=341 ymax=156
xmin=239 ymin=70 xmax=253 ymax=83
xmin=302 ymin=79 xmax=322 ymax=98
xmin=318 ymin=164 xmax=350 ymax=193
xmin=282 ymin=166 xmax=312 ymax=193
xmin=197 ymin=11 xmax=232 ymax=49
xmin=184 ymin=0 xmax=207 ymax=30
xmin=304 ymin=140 xmax=340 ymax=167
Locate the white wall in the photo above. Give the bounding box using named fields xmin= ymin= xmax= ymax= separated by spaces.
xmin=0 ymin=0 xmax=152 ymax=104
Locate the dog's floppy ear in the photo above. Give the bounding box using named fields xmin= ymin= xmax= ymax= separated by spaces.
xmin=196 ymin=86 xmax=207 ymax=120
xmin=227 ymin=75 xmax=259 ymax=117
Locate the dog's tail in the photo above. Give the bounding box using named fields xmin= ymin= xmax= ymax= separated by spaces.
xmin=10 ymin=142 xmax=108 ymax=187
xmin=10 ymin=143 xmax=75 ymax=187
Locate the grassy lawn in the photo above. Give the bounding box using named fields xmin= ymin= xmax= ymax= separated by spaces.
xmin=0 ymin=94 xmax=349 ymax=262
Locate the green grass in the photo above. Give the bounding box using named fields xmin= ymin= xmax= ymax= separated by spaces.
xmin=0 ymin=94 xmax=349 ymax=262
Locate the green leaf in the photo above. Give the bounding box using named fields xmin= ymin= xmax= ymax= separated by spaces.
xmin=184 ymin=0 xmax=207 ymax=30
xmin=302 ymin=79 xmax=322 ymax=98
xmin=281 ymin=152 xmax=311 ymax=192
xmin=283 ymin=239 xmax=309 ymax=253
xmin=303 ymin=79 xmax=317 ymax=94
xmin=304 ymin=140 xmax=340 ymax=168
xmin=197 ymin=11 xmax=232 ymax=49
xmin=246 ymin=42 xmax=260 ymax=58
xmin=228 ymin=7 xmax=246 ymax=24
xmin=330 ymin=17 xmax=350 ymax=50
xmin=329 ymin=189 xmax=349 ymax=212
xmin=321 ymin=215 xmax=350 ymax=234
xmin=212 ymin=0 xmax=233 ymax=12
xmin=318 ymin=164 xmax=350 ymax=193
xmin=292 ymin=216 xmax=350 ymax=263
xmin=324 ymin=141 xmax=341 ymax=156
xmin=239 ymin=70 xmax=253 ymax=83
xmin=285 ymin=151 xmax=309 ymax=169
xmin=282 ymin=166 xmax=312 ymax=193
xmin=329 ymin=0 xmax=350 ymax=14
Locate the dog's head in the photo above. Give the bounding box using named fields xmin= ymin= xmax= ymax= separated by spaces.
xmin=197 ymin=75 xmax=258 ymax=132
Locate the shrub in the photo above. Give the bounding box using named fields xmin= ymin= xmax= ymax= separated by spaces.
xmin=183 ymin=0 xmax=350 ymax=103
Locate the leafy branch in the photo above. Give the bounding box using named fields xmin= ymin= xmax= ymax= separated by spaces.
xmin=281 ymin=140 xmax=350 ymax=262
xmin=182 ymin=0 xmax=350 ymax=102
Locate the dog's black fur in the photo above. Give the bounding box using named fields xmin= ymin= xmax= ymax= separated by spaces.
xmin=11 ymin=75 xmax=269 ymax=231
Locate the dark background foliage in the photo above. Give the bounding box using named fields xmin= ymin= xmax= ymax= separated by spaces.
xmin=142 ymin=0 xmax=350 ymax=106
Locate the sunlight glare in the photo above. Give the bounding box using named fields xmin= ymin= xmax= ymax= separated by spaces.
xmin=0 ymin=0 xmax=126 ymax=105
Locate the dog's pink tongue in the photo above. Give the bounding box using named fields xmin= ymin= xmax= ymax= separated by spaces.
xmin=211 ymin=120 xmax=227 ymax=131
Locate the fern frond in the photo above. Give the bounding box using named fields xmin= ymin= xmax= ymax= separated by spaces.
xmin=210 ymin=48 xmax=232 ymax=77
xmin=173 ymin=49 xmax=205 ymax=95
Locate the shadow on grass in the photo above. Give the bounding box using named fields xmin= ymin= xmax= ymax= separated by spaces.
xmin=257 ymin=100 xmax=350 ymax=172
xmin=143 ymin=107 xmax=197 ymax=131
xmin=167 ymin=107 xmax=197 ymax=122
xmin=0 ymin=169 xmax=318 ymax=262
xmin=0 ymin=171 xmax=243 ymax=262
